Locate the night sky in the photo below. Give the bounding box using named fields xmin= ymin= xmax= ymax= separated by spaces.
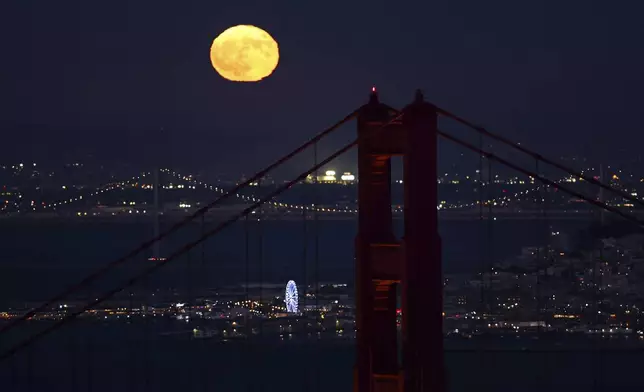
xmin=1 ymin=0 xmax=643 ymax=175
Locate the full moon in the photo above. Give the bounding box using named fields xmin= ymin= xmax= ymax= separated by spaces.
xmin=210 ymin=25 xmax=279 ymax=82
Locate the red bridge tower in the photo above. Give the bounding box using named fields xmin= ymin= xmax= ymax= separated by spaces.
xmin=354 ymin=89 xmax=444 ymax=392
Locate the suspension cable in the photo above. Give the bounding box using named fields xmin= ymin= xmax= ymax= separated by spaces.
xmin=437 ymin=129 xmax=644 ymax=228
xmin=541 ymin=162 xmax=552 ymax=384
xmin=314 ymin=139 xmax=320 ymax=319
xmin=301 ymin=188 xmax=308 ymax=333
xmin=487 ymin=157 xmax=494 ymax=312
xmin=185 ymin=242 xmax=193 ymax=383
xmin=143 ymin=255 xmax=150 ymax=391
xmin=542 ymin=164 xmax=551 ymax=327
xmin=82 ymin=275 xmax=93 ymax=391
xmin=476 ymin=133 xmax=487 ymax=381
xmin=0 ymin=136 xmax=362 ymax=363
xmin=478 ymin=132 xmax=485 ymax=315
xmin=86 ymin=322 xmax=92 ymax=391
xmin=10 ymin=348 xmax=17 ymax=390
xmin=3 ymin=106 xmax=408 ymax=364
xmin=0 ymin=109 xmax=359 ymax=337
xmin=245 ymin=213 xmax=250 ymax=316
xmin=535 ymin=160 xmax=542 ymax=335
xmin=200 ymin=214 xmax=205 ymax=299
xmin=244 ymin=213 xmax=251 ymax=392
xmin=436 ymin=107 xmax=644 ymax=208
xmin=186 ymin=235 xmax=192 ymax=323
xmin=69 ymin=330 xmax=77 ymax=392
xmin=27 ymin=338 xmax=33 ymax=392
xmin=128 ymin=282 xmax=135 ymax=392
xmin=258 ymin=178 xmax=264 ymax=340
xmin=594 ymin=245 xmax=603 ymax=391
xmin=313 ymin=139 xmax=320 ymax=392
xmin=199 ymin=213 xmax=208 ymax=392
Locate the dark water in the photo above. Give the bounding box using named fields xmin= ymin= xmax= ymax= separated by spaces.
xmin=1 ymin=321 xmax=643 ymax=392
xmin=0 ymin=217 xmax=587 ymax=307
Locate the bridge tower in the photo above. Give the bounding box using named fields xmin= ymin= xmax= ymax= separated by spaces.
xmin=354 ymin=89 xmax=443 ymax=392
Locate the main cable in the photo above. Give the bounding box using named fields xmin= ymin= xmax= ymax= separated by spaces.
xmin=1 ymin=104 xmax=408 ymax=363
xmin=0 ymin=135 xmax=362 ymax=363
xmin=437 ymin=129 xmax=644 ymax=228
xmin=0 ymin=108 xmax=359 ymax=336
xmin=436 ymin=107 xmax=644 ymax=208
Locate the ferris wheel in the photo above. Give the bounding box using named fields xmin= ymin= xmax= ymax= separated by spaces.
xmin=285 ymin=280 xmax=299 ymax=313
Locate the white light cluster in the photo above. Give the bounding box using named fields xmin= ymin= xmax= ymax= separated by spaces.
xmin=163 ymin=169 xmax=358 ymax=214
xmin=285 ymin=280 xmax=298 ymax=313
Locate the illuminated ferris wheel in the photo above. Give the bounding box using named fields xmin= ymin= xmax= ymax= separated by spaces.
xmin=285 ymin=280 xmax=298 ymax=313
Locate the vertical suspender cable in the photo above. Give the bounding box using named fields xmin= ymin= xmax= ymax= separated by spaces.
xmin=185 ymin=243 xmax=192 ymax=384
xmin=487 ymin=154 xmax=494 ymax=383
xmin=302 ymin=200 xmax=309 ymax=391
xmin=487 ymin=158 xmax=493 ymax=303
xmin=244 ymin=213 xmax=251 ymax=392
xmin=68 ymin=305 xmax=77 ymax=391
xmin=82 ymin=281 xmax=93 ymax=392
xmin=86 ymin=316 xmax=92 ymax=392
xmin=201 ymin=213 xmax=208 ymax=392
xmin=594 ymin=246 xmax=603 ymax=391
xmin=143 ymin=255 xmax=150 ymax=392
xmin=478 ymin=133 xmax=485 ymax=314
xmin=26 ymin=337 xmax=33 ymax=392
xmin=153 ymin=168 xmax=160 ymax=271
xmin=542 ymin=166 xmax=551 ymax=387
xmin=487 ymin=156 xmax=495 ymax=389
xmin=128 ymin=283 xmax=134 ymax=392
xmin=186 ymin=228 xmax=192 ymax=327
xmin=148 ymin=167 xmax=159 ymax=391
xmin=256 ymin=177 xmax=264 ymax=392
xmin=302 ymin=201 xmax=308 ymax=329
xmin=245 ymin=214 xmax=250 ymax=312
xmin=201 ymin=213 xmax=206 ymax=303
xmin=314 ymin=140 xmax=320 ymax=317
xmin=535 ymin=160 xmax=542 ymax=335
xmin=543 ymin=182 xmax=550 ymax=272
xmin=258 ymin=178 xmax=264 ymax=340
xmin=534 ymin=160 xmax=543 ymax=388
xmin=186 ymin=238 xmax=192 ymax=313
xmin=11 ymin=347 xmax=17 ymax=390
xmin=476 ymin=132 xmax=486 ymax=378
xmin=313 ymin=140 xmax=320 ymax=392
